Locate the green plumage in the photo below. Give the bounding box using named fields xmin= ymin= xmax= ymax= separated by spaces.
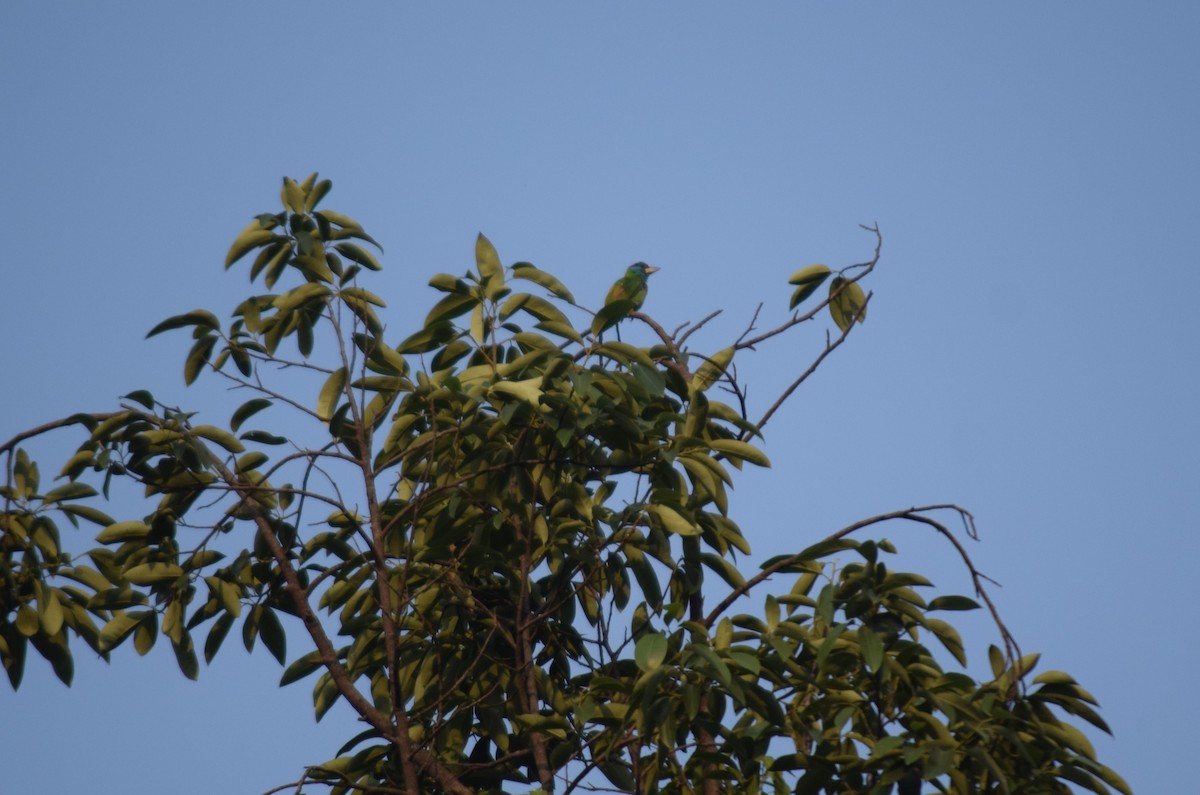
xmin=592 ymin=262 xmax=659 ymax=337
xmin=605 ymin=262 xmax=659 ymax=310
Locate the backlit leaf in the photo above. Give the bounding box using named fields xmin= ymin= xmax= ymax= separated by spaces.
xmin=635 ymin=632 xmax=668 ymax=672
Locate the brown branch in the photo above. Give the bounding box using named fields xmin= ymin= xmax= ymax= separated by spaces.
xmin=1 ymin=411 xmax=123 ymax=456
xmin=750 ymin=291 xmax=872 ymax=436
xmin=734 ymin=223 xmax=881 ymax=352
xmin=675 ymin=309 xmax=723 ymax=348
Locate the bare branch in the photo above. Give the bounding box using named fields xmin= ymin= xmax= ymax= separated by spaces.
xmin=675 ymin=309 xmax=723 ymax=347
xmin=750 ymin=291 xmax=872 ymax=435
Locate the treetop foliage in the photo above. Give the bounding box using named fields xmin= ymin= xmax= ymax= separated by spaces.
xmin=1 ymin=174 xmax=1127 ymax=795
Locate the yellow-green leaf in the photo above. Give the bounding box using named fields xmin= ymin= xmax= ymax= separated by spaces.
xmin=97 ymin=521 xmax=151 ymax=544
xmin=15 ymin=604 xmax=39 ymax=637
xmin=788 ymin=263 xmax=832 ymax=286
xmin=146 ymin=310 xmax=221 ymax=338
xmin=225 ymin=219 xmax=278 ymax=269
xmin=124 ymin=562 xmax=185 ymax=585
xmin=281 ymin=176 xmax=306 ymax=213
xmin=510 ymin=262 xmax=576 ymax=303
xmin=475 ymin=232 xmax=504 ymax=288
xmin=828 ymin=276 xmax=867 ymax=332
xmin=304 ymin=179 xmax=333 ymax=212
xmin=317 ymin=367 xmax=347 ymax=421
xmin=646 ymin=504 xmax=699 ymax=536
xmin=709 ymin=438 xmax=771 ymax=468
xmin=273 ymin=282 xmax=331 ymax=313
xmin=192 ymin=424 xmax=245 ymax=454
xmin=635 ymin=632 xmax=668 ymax=672
xmin=692 ymin=347 xmax=734 ymax=393
xmin=424 ymin=292 xmax=479 ymax=328
xmin=788 ymin=264 xmax=833 ymax=310
xmin=339 ymin=286 xmax=386 ymax=307
xmin=334 ymin=242 xmax=381 ymax=271
xmin=183 ymin=336 xmax=217 ymax=385
xmin=470 ymin=303 xmax=487 ymax=344
xmin=489 ymin=378 xmax=544 ymax=407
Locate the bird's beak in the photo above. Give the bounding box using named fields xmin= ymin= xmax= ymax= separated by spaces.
xmin=643 ymin=265 xmax=660 ymax=274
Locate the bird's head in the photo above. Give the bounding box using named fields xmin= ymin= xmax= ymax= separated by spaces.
xmin=629 ymin=262 xmax=660 ymax=279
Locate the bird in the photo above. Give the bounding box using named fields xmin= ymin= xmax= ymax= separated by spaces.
xmin=592 ymin=262 xmax=660 ymax=337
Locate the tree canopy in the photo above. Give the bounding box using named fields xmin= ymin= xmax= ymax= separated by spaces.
xmin=0 ymin=175 xmax=1127 ymax=795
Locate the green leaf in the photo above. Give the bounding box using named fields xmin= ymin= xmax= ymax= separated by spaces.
xmin=123 ymin=389 xmax=156 ymax=409
xmin=709 ymin=438 xmax=771 ymax=468
xmin=124 ymin=562 xmax=185 ymax=585
xmin=506 ymin=293 xmax=573 ymax=329
xmin=692 ymin=347 xmax=733 ymax=393
xmin=927 ymin=595 xmax=981 ymax=611
xmin=281 ymin=176 xmax=306 ymax=213
xmin=231 ymin=398 xmax=272 ymax=432
xmin=489 ymin=378 xmax=544 ymax=407
xmin=925 ymin=617 xmax=967 ymax=666
xmin=97 ymin=521 xmax=151 ymax=544
xmin=646 ymin=504 xmax=699 ymax=536
xmin=146 ymin=310 xmax=221 ymax=338
xmin=280 ymin=650 xmax=323 ymax=686
xmin=475 ymin=232 xmax=504 ymax=289
xmin=15 ymin=605 xmax=39 ymax=637
xmin=258 ymin=606 xmax=287 ymax=665
xmin=225 ymin=218 xmax=279 ymax=268
xmin=203 ymin=613 xmax=234 ymax=663
xmin=700 ymin=552 xmax=745 ymax=589
xmin=57 ymin=503 xmax=115 ymax=527
xmin=428 ymin=272 xmax=468 ymax=293
xmin=828 ymin=276 xmax=868 ymax=332
xmin=469 ymin=303 xmax=486 ymax=344
xmin=273 ymin=282 xmax=331 ymax=313
xmin=317 ymin=367 xmax=347 ymax=421
xmin=172 ymin=632 xmax=200 ymax=680
xmin=787 ymin=264 xmax=832 ymax=310
xmin=635 ymin=632 xmax=668 ymax=673
xmin=510 ymin=262 xmax=576 ymax=303
xmin=100 ymin=610 xmax=150 ymax=651
xmin=684 ymin=642 xmax=733 ymax=688
xmin=236 ymin=451 xmax=269 ymax=473
xmin=42 ymin=482 xmax=97 ymax=505
xmin=858 ymin=625 xmax=883 ymax=672
xmin=334 ymin=242 xmax=381 ymax=271
xmin=340 ymin=286 xmax=386 ymax=307
xmin=184 ymin=335 xmax=217 ymax=385
xmin=396 ymin=321 xmax=456 ymax=354
xmin=304 ymin=179 xmax=333 ymax=212
xmin=988 ymin=644 xmax=1006 ymax=679
xmin=314 ymin=209 xmax=364 ymax=234
xmin=424 ymin=292 xmax=479 ymax=328
xmin=191 ymin=424 xmax=245 ymax=454
xmin=534 ymin=320 xmax=583 ymax=344
xmin=240 ymin=430 xmax=288 ymax=445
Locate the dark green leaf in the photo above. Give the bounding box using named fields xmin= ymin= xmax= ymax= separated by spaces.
xmin=147 ymin=310 xmax=220 ymax=338
xmin=927 ymin=595 xmax=981 ymax=611
xmin=231 ymin=398 xmax=273 ymax=432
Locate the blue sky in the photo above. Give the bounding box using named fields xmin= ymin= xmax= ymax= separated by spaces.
xmin=2 ymin=3 xmax=1197 ymax=793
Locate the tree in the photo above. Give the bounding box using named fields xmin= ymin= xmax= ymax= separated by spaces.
xmin=0 ymin=174 xmax=1127 ymax=795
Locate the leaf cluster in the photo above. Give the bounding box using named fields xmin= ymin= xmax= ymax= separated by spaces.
xmin=0 ymin=176 xmax=1126 ymax=795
